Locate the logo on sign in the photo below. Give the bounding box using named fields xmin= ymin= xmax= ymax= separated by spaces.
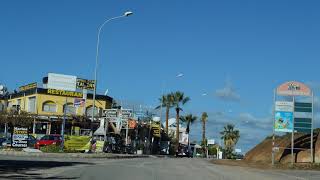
xmin=74 ymin=98 xmax=85 ymax=108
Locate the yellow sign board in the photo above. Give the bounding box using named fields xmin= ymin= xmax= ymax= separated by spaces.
xmin=76 ymin=78 xmax=95 ymax=90
xmin=19 ymin=82 xmax=37 ymax=92
xmin=64 ymin=136 xmax=91 ymax=151
xmin=47 ymin=89 xmax=83 ymax=98
xmin=64 ymin=136 xmax=104 ymax=152
xmin=151 ymin=123 xmax=161 ymax=137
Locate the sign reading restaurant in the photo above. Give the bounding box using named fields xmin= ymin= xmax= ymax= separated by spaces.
xmin=47 ymin=89 xmax=83 ymax=98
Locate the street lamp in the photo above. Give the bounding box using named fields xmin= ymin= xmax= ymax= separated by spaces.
xmin=91 ymin=11 xmax=133 ymax=138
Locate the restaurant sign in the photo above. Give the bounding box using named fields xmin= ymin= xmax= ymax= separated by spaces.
xmin=76 ymin=78 xmax=95 ymax=90
xmin=47 ymin=89 xmax=83 ymax=98
xmin=19 ymin=82 xmax=37 ymax=92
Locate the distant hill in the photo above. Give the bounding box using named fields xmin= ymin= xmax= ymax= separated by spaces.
xmin=244 ymin=129 xmax=320 ymax=164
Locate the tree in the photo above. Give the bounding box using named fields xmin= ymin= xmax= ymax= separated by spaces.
xmin=155 ymin=93 xmax=174 ymax=134
xmin=172 ymin=91 xmax=190 ymax=149
xmin=180 ymin=114 xmax=197 ymax=135
xmin=201 ymin=112 xmax=208 ymax=146
xmin=180 ymin=114 xmax=197 ymax=151
xmin=220 ymin=123 xmax=240 ymax=159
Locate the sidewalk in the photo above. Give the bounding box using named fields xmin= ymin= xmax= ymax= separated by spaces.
xmin=0 ymin=150 xmax=149 ymax=159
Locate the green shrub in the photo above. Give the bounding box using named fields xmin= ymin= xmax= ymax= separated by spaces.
xmin=40 ymin=144 xmax=62 ymax=153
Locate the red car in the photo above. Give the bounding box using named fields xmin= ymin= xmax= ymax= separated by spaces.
xmin=35 ymin=134 xmax=62 ymax=149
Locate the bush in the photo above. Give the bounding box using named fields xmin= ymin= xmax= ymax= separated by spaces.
xmin=40 ymin=145 xmax=62 ymax=153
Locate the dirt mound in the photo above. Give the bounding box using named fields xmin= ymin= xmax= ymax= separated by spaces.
xmin=244 ymin=130 xmax=320 ymax=164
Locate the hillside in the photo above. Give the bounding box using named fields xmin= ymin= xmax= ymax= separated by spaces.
xmin=244 ymin=129 xmax=320 ymax=164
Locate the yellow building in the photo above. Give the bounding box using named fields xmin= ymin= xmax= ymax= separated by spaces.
xmin=7 ymin=87 xmax=112 ymax=135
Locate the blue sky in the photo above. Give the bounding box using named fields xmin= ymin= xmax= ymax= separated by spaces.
xmin=1 ymin=0 xmax=320 ymax=152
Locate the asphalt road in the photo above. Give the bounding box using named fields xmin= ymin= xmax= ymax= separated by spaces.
xmin=0 ymin=155 xmax=320 ymax=180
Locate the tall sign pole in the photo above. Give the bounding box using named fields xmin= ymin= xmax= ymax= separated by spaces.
xmin=311 ymin=92 xmax=314 ymax=163
xmin=291 ymin=96 xmax=295 ymax=166
xmin=272 ymin=89 xmax=276 ymax=166
xmin=274 ymin=81 xmax=313 ymax=166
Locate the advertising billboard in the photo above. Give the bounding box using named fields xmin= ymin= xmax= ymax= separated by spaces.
xmin=277 ymin=81 xmax=311 ymax=96
xmin=274 ymin=111 xmax=293 ymax=132
xmin=47 ymin=73 xmax=77 ymax=91
xmin=11 ymin=127 xmax=28 ymax=148
xmin=19 ymin=82 xmax=37 ymax=92
xmin=76 ymin=78 xmax=95 ymax=90
xmin=275 ymin=101 xmax=294 ymax=112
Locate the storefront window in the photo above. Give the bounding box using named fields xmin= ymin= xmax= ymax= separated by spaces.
xmin=63 ymin=103 xmax=76 ymax=115
xmin=28 ymin=97 xmax=36 ymax=113
xmin=42 ymin=101 xmax=57 ymax=112
xmin=86 ymin=106 xmax=99 ymax=117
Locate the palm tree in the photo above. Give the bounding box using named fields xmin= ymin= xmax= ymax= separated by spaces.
xmin=220 ymin=124 xmax=240 ymax=158
xmin=172 ymin=91 xmax=190 ymax=148
xmin=201 ymin=112 xmax=208 ymax=146
xmin=180 ymin=114 xmax=197 ymax=149
xmin=180 ymin=114 xmax=197 ymax=135
xmin=155 ymin=93 xmax=174 ymax=134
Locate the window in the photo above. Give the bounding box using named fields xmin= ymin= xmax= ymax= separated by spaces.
xmin=63 ymin=103 xmax=76 ymax=115
xmin=86 ymin=106 xmax=99 ymax=117
xmin=42 ymin=101 xmax=57 ymax=112
xmin=28 ymin=97 xmax=36 ymax=113
xmin=17 ymin=99 xmax=21 ymax=106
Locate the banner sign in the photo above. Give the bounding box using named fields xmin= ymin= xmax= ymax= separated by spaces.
xmin=277 ymin=81 xmax=311 ymax=96
xmin=19 ymin=82 xmax=37 ymax=92
xmin=76 ymin=78 xmax=95 ymax=90
xmin=275 ymin=101 xmax=294 ymax=112
xmin=74 ymin=98 xmax=85 ymax=108
xmin=12 ymin=127 xmax=28 ymax=148
xmin=275 ymin=111 xmax=293 ymax=132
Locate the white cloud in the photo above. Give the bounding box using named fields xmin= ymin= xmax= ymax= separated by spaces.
xmin=215 ymin=79 xmax=240 ymax=102
xmin=189 ymin=111 xmax=272 ymax=153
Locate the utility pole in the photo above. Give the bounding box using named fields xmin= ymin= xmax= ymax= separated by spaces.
xmin=61 ymin=97 xmax=67 ymax=152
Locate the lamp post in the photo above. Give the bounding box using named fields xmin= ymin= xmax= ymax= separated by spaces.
xmin=91 ymin=11 xmax=133 ymax=138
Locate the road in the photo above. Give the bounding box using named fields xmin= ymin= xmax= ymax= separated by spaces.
xmin=0 ymin=155 xmax=320 ymax=180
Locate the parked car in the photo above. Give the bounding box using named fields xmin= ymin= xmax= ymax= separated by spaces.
xmin=35 ymin=134 xmax=62 ymax=149
xmin=176 ymin=144 xmax=193 ymax=158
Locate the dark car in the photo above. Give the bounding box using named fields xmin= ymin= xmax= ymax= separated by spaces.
xmin=35 ymin=134 xmax=62 ymax=149
xmin=176 ymin=144 xmax=193 ymax=158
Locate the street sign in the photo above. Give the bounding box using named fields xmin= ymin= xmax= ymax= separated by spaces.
xmin=104 ymin=109 xmax=118 ymax=118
